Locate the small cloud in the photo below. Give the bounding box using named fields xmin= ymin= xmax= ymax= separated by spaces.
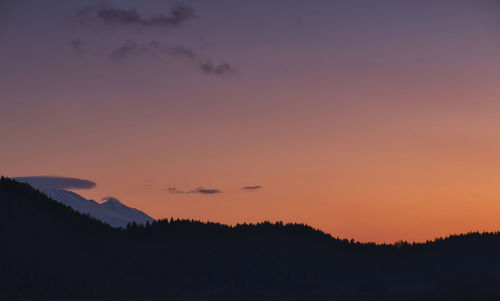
xmin=167 ymin=186 xmax=222 ymax=194
xmin=14 ymin=176 xmax=96 ymax=190
xmin=191 ymin=187 xmax=222 ymax=194
xmin=77 ymin=4 xmax=197 ymax=28
xmin=166 ymin=187 xmax=185 ymax=194
xmin=241 ymin=185 xmax=262 ymax=191
xmin=200 ymin=60 xmax=235 ymax=75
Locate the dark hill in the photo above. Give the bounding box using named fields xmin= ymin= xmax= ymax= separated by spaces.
xmin=2 ymin=176 xmax=500 ymax=300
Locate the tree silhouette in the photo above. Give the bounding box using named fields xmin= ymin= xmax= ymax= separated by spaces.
xmin=2 ymin=176 xmax=500 ymax=300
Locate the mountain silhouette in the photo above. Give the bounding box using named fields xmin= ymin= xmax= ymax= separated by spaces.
xmin=14 ymin=177 xmax=154 ymax=227
xmin=2 ymin=176 xmax=500 ymax=300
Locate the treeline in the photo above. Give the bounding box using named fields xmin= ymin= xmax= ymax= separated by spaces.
xmin=2 ymin=176 xmax=500 ymax=300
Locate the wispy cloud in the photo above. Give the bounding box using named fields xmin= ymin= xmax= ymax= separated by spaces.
xmin=15 ymin=176 xmax=96 ymax=190
xmin=77 ymin=4 xmax=197 ymax=28
xmin=200 ymin=60 xmax=235 ymax=75
xmin=107 ymin=41 xmax=236 ymax=76
xmin=108 ymin=41 xmax=198 ymax=61
xmin=109 ymin=41 xmax=154 ymax=60
xmin=167 ymin=187 xmax=222 ymax=194
xmin=73 ymin=3 xmax=238 ymax=76
xmin=241 ymin=185 xmax=263 ymax=191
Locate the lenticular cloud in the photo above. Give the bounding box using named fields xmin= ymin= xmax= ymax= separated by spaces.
xmin=14 ymin=176 xmax=96 ymax=190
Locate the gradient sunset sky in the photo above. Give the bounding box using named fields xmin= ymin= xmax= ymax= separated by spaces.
xmin=1 ymin=0 xmax=500 ymax=243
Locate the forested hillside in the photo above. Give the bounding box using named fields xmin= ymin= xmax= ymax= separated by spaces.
xmin=2 ymin=176 xmax=500 ymax=300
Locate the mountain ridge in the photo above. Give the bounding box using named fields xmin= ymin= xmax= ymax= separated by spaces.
xmin=14 ymin=177 xmax=154 ymax=228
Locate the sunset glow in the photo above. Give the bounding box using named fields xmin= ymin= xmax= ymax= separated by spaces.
xmin=2 ymin=0 xmax=500 ymax=243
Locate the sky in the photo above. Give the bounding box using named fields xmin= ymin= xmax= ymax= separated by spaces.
xmin=1 ymin=0 xmax=500 ymax=243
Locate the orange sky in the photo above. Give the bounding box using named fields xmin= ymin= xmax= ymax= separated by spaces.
xmin=2 ymin=0 xmax=500 ymax=243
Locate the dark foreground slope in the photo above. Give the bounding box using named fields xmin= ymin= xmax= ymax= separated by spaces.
xmin=2 ymin=177 xmax=500 ymax=300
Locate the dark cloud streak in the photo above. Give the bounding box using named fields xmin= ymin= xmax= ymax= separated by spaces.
xmin=200 ymin=60 xmax=235 ymax=75
xmin=191 ymin=187 xmax=222 ymax=194
xmin=167 ymin=187 xmax=222 ymax=194
xmin=241 ymin=185 xmax=263 ymax=191
xmin=77 ymin=4 xmax=196 ymax=28
xmin=107 ymin=41 xmax=235 ymax=76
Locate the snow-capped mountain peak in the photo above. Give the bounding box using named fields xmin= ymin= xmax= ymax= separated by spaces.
xmin=15 ymin=178 xmax=154 ymax=228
